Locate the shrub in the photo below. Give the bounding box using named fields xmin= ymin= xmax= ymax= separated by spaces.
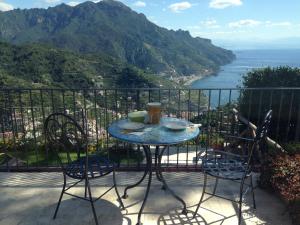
xmin=239 ymin=66 xmax=300 ymax=141
xmin=259 ymin=152 xmax=300 ymax=225
xmin=270 ymin=154 xmax=300 ymax=202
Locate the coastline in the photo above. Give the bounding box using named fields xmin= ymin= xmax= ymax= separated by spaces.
xmin=183 ymin=74 xmax=206 ymax=86
xmin=183 ymin=69 xmax=217 ymax=86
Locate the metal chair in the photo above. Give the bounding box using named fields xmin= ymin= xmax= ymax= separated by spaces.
xmin=194 ymin=110 xmax=272 ymax=225
xmin=44 ymin=112 xmax=124 ymax=225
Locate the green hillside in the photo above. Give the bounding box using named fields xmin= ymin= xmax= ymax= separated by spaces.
xmin=0 ymin=41 xmax=175 ymax=89
xmin=0 ymin=0 xmax=235 ymax=77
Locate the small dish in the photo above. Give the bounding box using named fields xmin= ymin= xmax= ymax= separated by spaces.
xmin=118 ymin=121 xmax=145 ymax=130
xmin=163 ymin=121 xmax=188 ymax=131
xmin=128 ymin=111 xmax=147 ymax=123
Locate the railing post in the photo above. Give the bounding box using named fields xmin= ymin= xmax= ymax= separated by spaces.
xmin=136 ymin=89 xmax=140 ymax=110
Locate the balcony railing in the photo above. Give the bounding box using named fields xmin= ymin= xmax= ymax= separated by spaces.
xmin=0 ymin=87 xmax=299 ymax=171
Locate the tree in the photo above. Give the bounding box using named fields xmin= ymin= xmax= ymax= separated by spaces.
xmin=239 ymin=66 xmax=300 ymax=142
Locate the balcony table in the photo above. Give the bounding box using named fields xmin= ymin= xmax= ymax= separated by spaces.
xmin=108 ymin=117 xmax=200 ymax=225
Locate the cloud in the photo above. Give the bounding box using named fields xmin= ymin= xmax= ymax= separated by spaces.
xmin=67 ymin=1 xmax=81 ymax=6
xmin=191 ymin=30 xmax=246 ymax=38
xmin=66 ymin=0 xmax=102 ymax=6
xmin=229 ymin=19 xmax=261 ymax=28
xmin=209 ymin=0 xmax=242 ymax=9
xmin=0 ymin=1 xmax=14 ymax=11
xmin=200 ymin=19 xmax=220 ymax=29
xmin=228 ymin=19 xmax=293 ymax=29
xmin=133 ymin=1 xmax=146 ymax=7
xmin=44 ymin=0 xmax=61 ymax=3
xmin=265 ymin=21 xmax=292 ymax=27
xmin=168 ymin=1 xmax=192 ymax=13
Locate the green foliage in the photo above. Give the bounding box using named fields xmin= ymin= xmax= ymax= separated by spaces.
xmin=241 ymin=66 xmax=300 ymax=87
xmin=0 ymin=138 xmax=144 ymax=166
xmin=260 ymin=153 xmax=300 ymax=202
xmin=259 ymin=152 xmax=300 ymax=225
xmin=282 ymin=142 xmax=300 ymax=154
xmin=0 ymin=0 xmax=235 ymax=76
xmin=0 ymin=41 xmax=176 ymax=89
xmin=0 ymin=153 xmax=8 ymax=165
xmin=239 ymin=66 xmax=300 ymax=141
xmin=116 ymin=67 xmax=155 ymax=88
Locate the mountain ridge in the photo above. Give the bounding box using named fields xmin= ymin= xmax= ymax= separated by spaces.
xmin=0 ymin=0 xmax=235 ymax=77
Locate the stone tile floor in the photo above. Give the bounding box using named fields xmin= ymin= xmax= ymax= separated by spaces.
xmin=0 ymin=172 xmax=291 ymax=225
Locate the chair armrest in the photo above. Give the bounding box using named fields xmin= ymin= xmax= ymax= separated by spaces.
xmin=197 ymin=149 xmax=248 ymax=163
xmin=224 ymin=135 xmax=254 ymax=142
xmin=210 ymin=150 xmax=248 ymax=159
xmin=195 ymin=149 xmax=207 ymax=162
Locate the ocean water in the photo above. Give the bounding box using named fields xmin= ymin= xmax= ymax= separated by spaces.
xmin=190 ymin=49 xmax=300 ymax=106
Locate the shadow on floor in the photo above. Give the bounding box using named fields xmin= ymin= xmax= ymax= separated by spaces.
xmin=158 ymin=209 xmax=208 ymax=225
xmin=0 ymin=197 xmax=126 ymax=225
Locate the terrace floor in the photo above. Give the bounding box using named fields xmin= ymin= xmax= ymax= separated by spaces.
xmin=0 ymin=172 xmax=291 ymax=225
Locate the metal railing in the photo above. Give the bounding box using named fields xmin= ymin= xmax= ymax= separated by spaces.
xmin=0 ymin=87 xmax=299 ymax=171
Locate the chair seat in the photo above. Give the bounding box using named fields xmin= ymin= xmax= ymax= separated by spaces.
xmin=66 ymin=155 xmax=114 ymax=179
xmin=202 ymin=158 xmax=250 ymax=180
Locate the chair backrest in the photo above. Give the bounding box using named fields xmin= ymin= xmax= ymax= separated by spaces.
xmin=44 ymin=112 xmax=88 ymax=168
xmin=254 ymin=110 xmax=272 ymax=145
xmin=248 ymin=110 xmax=272 ymax=164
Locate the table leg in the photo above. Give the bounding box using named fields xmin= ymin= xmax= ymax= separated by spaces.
xmin=155 ymin=146 xmax=167 ymax=190
xmin=122 ymin=146 xmax=149 ymax=199
xmin=136 ymin=145 xmax=152 ymax=225
xmin=154 ymin=146 xmax=163 ymax=182
xmin=157 ymin=145 xmax=188 ymax=214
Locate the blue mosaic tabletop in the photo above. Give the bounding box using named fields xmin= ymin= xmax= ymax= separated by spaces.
xmin=108 ymin=117 xmax=200 ymax=146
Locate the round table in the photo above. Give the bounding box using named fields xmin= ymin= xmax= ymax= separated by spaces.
xmin=108 ymin=117 xmax=200 ymax=225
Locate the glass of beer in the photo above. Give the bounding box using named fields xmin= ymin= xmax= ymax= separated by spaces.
xmin=147 ymin=102 xmax=161 ymax=124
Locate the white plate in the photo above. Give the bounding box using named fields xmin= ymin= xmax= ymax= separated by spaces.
xmin=163 ymin=121 xmax=188 ymax=131
xmin=118 ymin=122 xmax=145 ymax=130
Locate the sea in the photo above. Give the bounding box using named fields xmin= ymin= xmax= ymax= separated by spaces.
xmin=190 ymin=49 xmax=300 ymax=106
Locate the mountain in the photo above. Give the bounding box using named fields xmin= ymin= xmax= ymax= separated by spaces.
xmin=0 ymin=0 xmax=235 ymax=77
xmin=0 ymin=41 xmax=175 ymax=89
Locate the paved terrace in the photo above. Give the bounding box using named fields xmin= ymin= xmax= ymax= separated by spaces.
xmin=0 ymin=172 xmax=291 ymax=225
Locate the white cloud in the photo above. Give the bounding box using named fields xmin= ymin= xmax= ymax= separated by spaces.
xmin=66 ymin=0 xmax=101 ymax=7
xmin=191 ymin=29 xmax=246 ymax=38
xmin=229 ymin=19 xmax=261 ymax=28
xmin=44 ymin=0 xmax=61 ymax=3
xmin=200 ymin=19 xmax=220 ymax=29
xmin=133 ymin=1 xmax=146 ymax=7
xmin=209 ymin=0 xmax=242 ymax=9
xmin=168 ymin=1 xmax=192 ymax=13
xmin=0 ymin=1 xmax=14 ymax=11
xmin=67 ymin=1 xmax=81 ymax=6
xmin=265 ymin=21 xmax=292 ymax=27
xmin=228 ymin=20 xmax=293 ymax=29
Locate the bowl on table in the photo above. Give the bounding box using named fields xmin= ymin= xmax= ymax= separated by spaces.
xmin=128 ymin=111 xmax=147 ymax=123
xmin=162 ymin=120 xmax=188 ymax=131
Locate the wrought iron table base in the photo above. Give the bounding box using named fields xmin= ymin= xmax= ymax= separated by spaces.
xmin=122 ymin=145 xmax=187 ymax=225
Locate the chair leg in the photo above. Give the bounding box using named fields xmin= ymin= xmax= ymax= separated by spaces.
xmin=113 ymin=169 xmax=125 ymax=210
xmin=53 ymin=173 xmax=66 ymax=219
xmin=250 ymin=174 xmax=256 ymax=209
xmin=213 ymin=177 xmax=219 ymax=195
xmin=84 ymin=179 xmax=88 ymax=198
xmin=86 ymin=177 xmax=99 ymax=225
xmin=238 ymin=178 xmax=245 ymax=225
xmin=193 ymin=173 xmax=207 ymax=218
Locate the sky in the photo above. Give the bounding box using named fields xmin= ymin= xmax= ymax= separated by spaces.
xmin=1 ymin=0 xmax=300 ymax=49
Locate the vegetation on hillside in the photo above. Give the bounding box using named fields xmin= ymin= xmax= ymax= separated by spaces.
xmin=239 ymin=66 xmax=300 ymax=141
xmin=0 ymin=0 xmax=235 ymax=77
xmin=239 ymin=66 xmax=300 ymax=225
xmin=0 ymin=41 xmax=176 ymax=89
